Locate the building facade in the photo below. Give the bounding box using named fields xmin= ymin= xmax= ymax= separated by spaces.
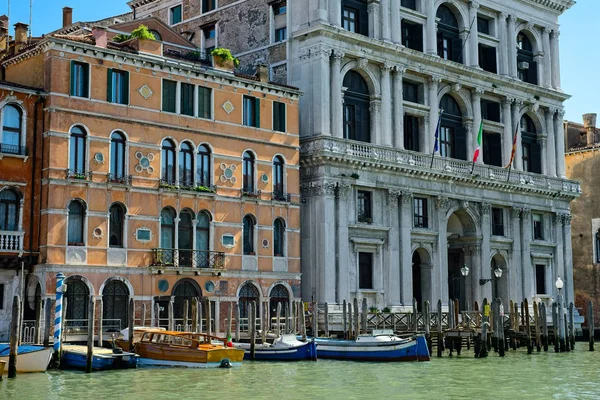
xmin=0 ymin=16 xmax=301 ymax=337
xmin=131 ymin=0 xmax=580 ymax=311
xmin=565 ymin=113 xmax=600 ymax=320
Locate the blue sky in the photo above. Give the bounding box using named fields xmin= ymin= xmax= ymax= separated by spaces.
xmin=0 ymin=0 xmax=595 ymax=123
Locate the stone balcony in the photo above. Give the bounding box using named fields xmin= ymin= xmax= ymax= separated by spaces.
xmin=0 ymin=231 xmax=24 ymax=255
xmin=300 ymin=137 xmax=581 ymax=199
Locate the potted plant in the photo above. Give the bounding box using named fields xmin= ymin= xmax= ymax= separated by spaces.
xmin=211 ymin=47 xmax=240 ymax=70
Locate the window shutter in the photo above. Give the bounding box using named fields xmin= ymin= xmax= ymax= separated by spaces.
xmin=70 ymin=61 xmax=76 ymax=96
xmin=280 ymin=103 xmax=286 ymax=131
xmin=254 ymin=97 xmax=260 ymax=128
xmin=123 ymin=71 xmax=130 ymax=105
xmin=454 ymin=126 xmax=467 ymax=160
xmin=273 ymin=103 xmax=279 ymax=131
xmin=531 ymin=141 xmax=542 ymax=173
xmin=107 ymin=68 xmax=113 ymax=102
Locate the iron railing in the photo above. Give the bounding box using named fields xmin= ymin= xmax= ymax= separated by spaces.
xmin=272 ymin=190 xmax=291 ymax=202
xmin=159 ymin=179 xmax=216 ymax=193
xmin=241 ymin=188 xmax=261 ymax=198
xmin=0 ymin=143 xmax=27 ymax=156
xmin=66 ymin=169 xmax=92 ymax=180
xmin=152 ymin=248 xmax=225 ymax=269
xmin=107 ymin=173 xmax=132 ymax=185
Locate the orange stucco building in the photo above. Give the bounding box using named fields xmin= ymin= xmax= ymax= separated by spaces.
xmin=0 ymin=16 xmax=301 ymax=336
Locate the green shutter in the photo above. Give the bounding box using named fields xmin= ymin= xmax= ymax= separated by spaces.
xmin=70 ymin=61 xmax=76 ymax=96
xmin=254 ymin=97 xmax=260 ymax=128
xmin=123 ymin=71 xmax=130 ymax=105
xmin=280 ymin=103 xmax=286 ymax=132
xmin=107 ymin=68 xmax=113 ymax=102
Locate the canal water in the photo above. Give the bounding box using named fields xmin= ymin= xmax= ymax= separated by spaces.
xmin=3 ymin=349 xmax=600 ymax=399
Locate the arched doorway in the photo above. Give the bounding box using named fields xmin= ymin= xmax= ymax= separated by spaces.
xmin=412 ymin=248 xmax=432 ymax=310
xmin=269 ymin=284 xmax=289 ymax=319
xmin=491 ymin=254 xmax=509 ymax=306
xmin=447 ymin=210 xmax=477 ymax=310
xmin=172 ymin=279 xmax=202 ymax=325
xmin=439 ymin=94 xmax=466 ymax=160
xmin=102 ymin=279 xmax=130 ymax=332
xmin=64 ymin=277 xmax=89 ymax=326
xmin=342 ymin=70 xmax=371 ymax=143
xmin=239 ymin=282 xmax=260 ymax=319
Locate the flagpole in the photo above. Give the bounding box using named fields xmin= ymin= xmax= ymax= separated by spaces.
xmin=471 ymin=161 xmax=476 ymax=175
xmin=507 ymin=164 xmax=512 ymax=182
xmin=430 ymin=109 xmax=443 ymax=169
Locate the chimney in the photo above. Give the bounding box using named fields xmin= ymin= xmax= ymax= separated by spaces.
xmin=13 ymin=23 xmax=29 ymax=53
xmin=583 ymin=113 xmax=597 ymax=146
xmin=63 ymin=7 xmax=73 ymax=28
xmin=0 ymin=16 xmax=8 ymax=54
xmin=0 ymin=15 xmax=8 ymax=31
xmin=91 ymin=26 xmax=108 ymax=48
xmin=256 ymin=64 xmax=269 ymax=83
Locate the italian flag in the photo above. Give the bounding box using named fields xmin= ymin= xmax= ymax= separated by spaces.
xmin=472 ymin=121 xmax=483 ymax=163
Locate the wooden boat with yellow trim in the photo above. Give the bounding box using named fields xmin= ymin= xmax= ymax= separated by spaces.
xmin=133 ymin=331 xmax=244 ymax=368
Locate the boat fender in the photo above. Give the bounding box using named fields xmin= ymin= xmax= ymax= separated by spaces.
xmin=219 ymin=359 xmax=232 ymax=368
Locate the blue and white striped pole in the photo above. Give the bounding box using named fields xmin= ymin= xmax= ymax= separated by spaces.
xmin=53 ymin=272 xmax=65 ymax=357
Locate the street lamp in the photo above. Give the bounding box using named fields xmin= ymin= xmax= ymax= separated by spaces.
xmin=479 ymin=266 xmax=503 ymax=285
xmin=555 ymin=276 xmax=564 ymax=293
xmin=461 ymin=264 xmax=469 ymax=277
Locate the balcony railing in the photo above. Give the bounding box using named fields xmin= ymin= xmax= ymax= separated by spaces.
xmin=159 ymin=179 xmax=216 ymax=193
xmin=241 ymin=188 xmax=261 ymax=198
xmin=152 ymin=248 xmax=225 ymax=269
xmin=300 ymin=137 xmax=582 ymax=196
xmin=107 ymin=173 xmax=132 ymax=185
xmin=272 ymin=190 xmax=291 ymax=202
xmin=66 ymin=169 xmax=92 ymax=180
xmin=0 ymin=231 xmax=24 ymax=253
xmin=0 ymin=143 xmax=27 ymax=156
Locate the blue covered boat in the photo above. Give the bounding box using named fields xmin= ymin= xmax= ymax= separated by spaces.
xmin=314 ymin=331 xmax=430 ymax=362
xmin=235 ymin=334 xmax=317 ymax=361
xmin=61 ymin=345 xmax=137 ymax=371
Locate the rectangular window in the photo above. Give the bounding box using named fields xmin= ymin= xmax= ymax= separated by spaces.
xmin=491 ymin=207 xmax=504 ymax=236
xmin=357 ymin=190 xmax=372 ymax=223
xmin=358 ymin=252 xmax=373 ymax=289
xmin=162 ymin=79 xmax=177 ymax=113
xmin=401 ymin=20 xmax=423 ymax=52
xmin=404 ymin=115 xmax=420 ymax=151
xmin=401 ymin=0 xmax=417 ymax=10
xmin=413 ymin=197 xmax=428 ymax=228
xmin=170 ymin=5 xmax=182 ymax=25
xmin=477 ymin=16 xmax=490 ymax=35
xmin=273 ymin=1 xmax=286 ymax=15
xmin=202 ymin=0 xmax=216 ymax=13
xmin=274 ymin=27 xmax=287 ymax=42
xmin=483 ymin=132 xmax=502 ymax=167
xmin=342 ymin=6 xmax=358 ymax=33
xmin=273 ymin=101 xmax=286 ymax=132
xmin=243 ymin=96 xmax=260 ymax=127
xmin=440 ymin=126 xmax=453 ymax=158
xmin=70 ymin=61 xmax=89 ymax=98
xmin=403 ymin=80 xmax=421 ymax=104
xmin=479 ymin=44 xmax=497 ymax=74
xmin=107 ymin=69 xmax=129 ymax=105
xmin=203 ymin=24 xmax=216 ymax=53
xmin=180 ymin=83 xmax=195 ymax=116
xmin=481 ymin=99 xmax=501 ymax=122
xmin=536 ymin=264 xmax=546 ymax=294
xmin=197 ymin=86 xmax=212 ymax=119
xmin=272 ymin=1 xmax=287 ymax=43
xmin=533 ymin=213 xmax=543 ymax=240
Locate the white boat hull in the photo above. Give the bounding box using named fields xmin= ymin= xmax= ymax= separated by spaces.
xmin=0 ymin=348 xmax=53 ymax=373
xmin=137 ymin=358 xmax=241 ymax=368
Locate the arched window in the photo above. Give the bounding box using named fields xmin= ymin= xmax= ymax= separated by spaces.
xmin=439 ymin=95 xmax=466 ymax=160
xmin=196 ymin=211 xmax=210 ymax=268
xmin=436 ymin=5 xmax=462 ymax=63
xmin=197 ymin=144 xmax=211 ymax=187
xmin=69 ymin=126 xmax=87 ymax=175
xmin=521 ymin=114 xmax=541 ymax=173
xmin=517 ymin=32 xmax=537 ymax=85
xmin=173 ymin=279 xmax=201 ymax=322
xmin=269 ymin=284 xmax=289 ymax=319
xmin=273 ymin=218 xmax=285 ymax=257
xmin=149 ymin=29 xmax=162 ymax=41
xmin=109 ymin=203 xmax=126 ymax=248
xmin=110 ymin=131 xmax=126 ymax=181
xmin=239 ymin=282 xmax=260 ymax=319
xmin=1 ymin=104 xmax=22 ymax=154
xmin=243 ymin=151 xmax=255 ymax=193
xmin=65 ymin=277 xmax=89 ymax=324
xmin=243 ymin=214 xmax=256 ymax=255
xmin=0 ymin=189 xmax=19 ymax=231
xmin=178 ymin=209 xmax=194 ymax=267
xmin=273 ymin=156 xmax=285 ymax=200
xmin=161 ymin=139 xmax=176 ymax=184
xmin=68 ymin=200 xmax=85 ymax=246
xmin=102 ymin=279 xmax=129 ymax=331
xmin=179 ymin=141 xmax=194 ymax=188
xmin=343 ymin=71 xmax=370 ymax=143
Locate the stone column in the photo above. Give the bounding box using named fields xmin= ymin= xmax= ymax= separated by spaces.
xmin=545 ymin=108 xmax=557 ymax=177
xmin=330 ymin=0 xmax=341 ymax=27
xmin=330 ymin=49 xmax=344 ymax=139
xmin=426 ymin=0 xmax=437 ymax=55
xmin=392 ymin=65 xmax=405 ymax=149
xmin=554 ymin=212 xmax=565 ymax=295
xmin=381 ymin=0 xmax=391 ymax=41
xmin=387 ymin=190 xmax=401 ymax=305
xmin=312 ymin=46 xmax=331 ymax=136
xmin=554 ymin=110 xmax=566 ymax=177
xmin=498 ymin=12 xmax=509 ymax=76
xmin=468 ymin=1 xmax=480 ymax=68
xmin=479 ymin=203 xmax=492 ymax=303
xmin=436 ymin=197 xmax=449 ymax=306
xmin=370 ymin=98 xmax=382 ymax=145
xmin=316 ymin=183 xmax=337 ymax=303
xmin=428 ymin=76 xmax=441 ymax=154
xmin=465 ymin=120 xmax=474 ymax=163
xmin=511 ymin=208 xmax=523 ymax=302
xmin=535 ymin=53 xmax=544 ymax=87
xmin=390 ymin=0 xmax=401 ymax=44
xmin=542 ymin=28 xmax=552 ymax=88
xmin=550 ymin=30 xmax=561 ymax=90
xmin=471 ymin=89 xmax=483 ymax=163
xmin=512 ymin=100 xmax=523 ymax=170
xmin=502 ymin=98 xmax=513 ymax=166
xmin=539 ymin=135 xmax=548 ymax=175
xmin=368 ymin=1 xmax=381 ymax=40
xmin=399 ymin=191 xmax=413 ymax=305
xmin=421 ymin=115 xmax=430 ymax=154
xmin=507 ymin=15 xmax=517 ymax=78
xmin=336 ymin=184 xmax=351 ymax=303
xmin=562 ymin=214 xmax=574 ymax=305
xmin=521 ymin=208 xmax=532 ymax=301
xmin=381 ymin=63 xmax=393 ymax=146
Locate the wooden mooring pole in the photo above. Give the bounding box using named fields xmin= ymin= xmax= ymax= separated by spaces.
xmin=534 ymin=300 xmax=541 ymax=352
xmin=191 ymin=298 xmax=198 ymax=333
xmin=361 ymin=298 xmax=367 ymax=334
xmin=524 ymin=298 xmax=532 ymax=354
xmin=86 ymin=295 xmax=95 ymax=373
xmin=97 ymin=299 xmax=103 ymax=348
xmin=43 ymin=299 xmax=51 ymax=347
xmin=8 ymin=295 xmax=21 ymax=378
xmin=234 ymin=302 xmax=240 ymax=341
xmin=552 ymin=302 xmax=559 ymax=353
xmin=249 ymin=301 xmax=256 ymax=360
xmin=206 ymin=299 xmax=212 ymax=336
xmin=324 ymin=302 xmax=329 ymax=338
xmin=569 ymin=302 xmax=575 ymax=351
xmin=142 ymin=303 xmax=147 ymax=327
xmin=34 ymin=296 xmax=43 ymax=344
xmin=183 ymin=300 xmax=189 ymax=331
xmin=353 ymin=298 xmax=359 ymax=338
xmin=342 ymin=300 xmax=347 ymax=339
xmin=436 ymin=300 xmax=443 ymax=357
xmin=276 ymin=302 xmax=281 ymax=337
xmin=542 ymin=302 xmax=549 ymax=352
xmin=498 ymin=299 xmax=505 ymax=357
xmin=588 ymin=300 xmax=594 ymax=351
xmin=128 ymin=298 xmax=135 ymax=352
xmin=479 ymin=298 xmax=489 ymax=358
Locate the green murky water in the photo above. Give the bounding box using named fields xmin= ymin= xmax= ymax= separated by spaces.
xmin=2 ymin=349 xmax=600 ymax=399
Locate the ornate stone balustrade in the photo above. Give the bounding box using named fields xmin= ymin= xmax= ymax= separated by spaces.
xmin=0 ymin=231 xmax=24 ymax=254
